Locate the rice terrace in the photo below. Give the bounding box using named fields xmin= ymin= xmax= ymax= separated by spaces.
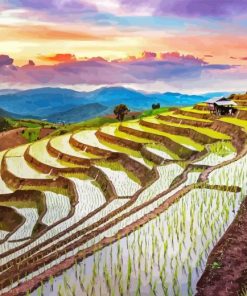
xmin=1 ymin=0 xmax=247 ymax=295
xmin=0 ymin=91 xmax=246 ymax=296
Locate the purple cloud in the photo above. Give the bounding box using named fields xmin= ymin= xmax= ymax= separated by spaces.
xmin=160 ymin=52 xmax=206 ymax=65
xmin=121 ymin=0 xmax=247 ymax=17
xmin=0 ymin=52 xmax=236 ymax=86
xmin=6 ymin=0 xmax=96 ymax=15
xmin=0 ymin=55 xmax=14 ymax=67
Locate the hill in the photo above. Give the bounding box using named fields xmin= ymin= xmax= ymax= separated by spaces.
xmin=0 ymin=87 xmax=85 ymax=117
xmin=0 ymin=86 xmax=238 ymax=123
xmin=46 ymin=103 xmax=109 ymax=123
xmin=0 ymin=86 xmax=206 ymax=118
xmin=0 ymin=107 xmax=27 ymax=119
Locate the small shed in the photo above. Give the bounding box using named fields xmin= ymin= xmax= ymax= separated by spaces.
xmin=205 ymin=97 xmax=230 ymax=104
xmin=205 ymin=97 xmax=236 ymax=115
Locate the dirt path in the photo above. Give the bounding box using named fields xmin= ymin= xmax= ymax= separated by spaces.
xmin=196 ymin=196 xmax=247 ymax=295
xmin=0 ymin=128 xmax=27 ymax=151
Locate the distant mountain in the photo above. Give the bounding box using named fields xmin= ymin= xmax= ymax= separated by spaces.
xmin=0 ymin=87 xmax=87 ymax=117
xmin=0 ymin=107 xmax=25 ymax=118
xmin=47 ymin=103 xmax=109 ymax=123
xmin=200 ymin=92 xmax=235 ymax=99
xmin=0 ymin=89 xmax=20 ymax=95
xmin=85 ymin=87 xmax=152 ymax=109
xmin=0 ymin=86 xmax=237 ymax=123
xmin=146 ymin=92 xmax=204 ymax=107
xmin=84 ymin=87 xmax=206 ymax=109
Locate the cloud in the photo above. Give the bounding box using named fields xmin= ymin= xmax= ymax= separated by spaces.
xmin=0 ymin=54 xmax=14 ymax=67
xmin=117 ymin=51 xmax=206 ymax=65
xmin=204 ymin=54 xmax=213 ymax=58
xmin=0 ymin=24 xmax=102 ymax=41
xmin=120 ymin=0 xmax=247 ymax=18
xmin=5 ymin=0 xmax=97 ymax=15
xmin=159 ymin=52 xmax=206 ymax=65
xmin=0 ymin=51 xmax=236 ymax=88
xmin=241 ymin=57 xmax=247 ymax=60
xmin=40 ymin=53 xmax=77 ymax=63
xmin=22 ymin=60 xmax=35 ymax=68
xmin=8 ymin=0 xmax=247 ymax=19
xmin=141 ymin=51 xmax=157 ymax=59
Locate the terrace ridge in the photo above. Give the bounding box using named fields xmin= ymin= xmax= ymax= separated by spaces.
xmin=157 ymin=114 xmax=212 ymax=127
xmin=140 ymin=118 xmax=219 ymax=145
xmin=119 ymin=124 xmax=195 ymax=159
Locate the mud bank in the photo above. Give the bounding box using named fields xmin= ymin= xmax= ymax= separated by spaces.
xmin=196 ymin=196 xmax=247 ymax=296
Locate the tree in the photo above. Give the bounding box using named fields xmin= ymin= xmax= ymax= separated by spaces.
xmin=152 ymin=103 xmax=160 ymax=110
xmin=113 ymin=104 xmax=130 ymax=121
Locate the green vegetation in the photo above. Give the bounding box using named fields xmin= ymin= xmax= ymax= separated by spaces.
xmin=141 ymin=107 xmax=171 ymax=117
xmin=96 ymin=160 xmax=142 ymax=185
xmin=209 ymin=141 xmax=235 ymax=156
xmin=5 ymin=118 xmax=57 ymax=129
xmin=123 ymin=122 xmax=205 ymax=151
xmin=180 ymin=106 xmax=210 ymax=114
xmin=162 ymin=113 xmax=212 ymax=122
xmin=146 ymin=143 xmax=180 ymax=160
xmin=0 ymin=117 xmax=11 ymax=132
xmin=48 ymin=117 xmax=118 ymax=137
xmin=220 ymin=117 xmax=247 ymax=131
xmin=6 ymin=118 xmax=42 ymax=128
xmin=68 ymin=117 xmax=118 ymax=131
xmin=211 ymin=261 xmax=221 ymax=270
xmin=100 ymin=138 xmax=142 ymax=156
xmin=22 ymin=128 xmax=41 ymax=142
xmin=23 ymin=185 xmax=69 ymax=196
xmin=0 ymin=197 xmax=46 ymax=218
xmin=146 ymin=117 xmax=230 ymax=140
xmin=239 ymin=286 xmax=247 ymax=296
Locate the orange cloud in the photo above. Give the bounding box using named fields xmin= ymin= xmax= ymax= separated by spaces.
xmin=40 ymin=53 xmax=77 ymax=63
xmin=0 ymin=24 xmax=102 ymax=41
xmin=161 ymin=34 xmax=247 ymax=65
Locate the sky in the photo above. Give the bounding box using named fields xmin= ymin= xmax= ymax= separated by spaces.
xmin=0 ymin=0 xmax=247 ymax=93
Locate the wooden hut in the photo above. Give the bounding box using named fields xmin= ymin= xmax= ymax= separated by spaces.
xmin=205 ymin=97 xmax=237 ymax=115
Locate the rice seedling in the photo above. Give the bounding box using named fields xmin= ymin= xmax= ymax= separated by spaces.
xmin=1 ymin=113 xmax=246 ymax=296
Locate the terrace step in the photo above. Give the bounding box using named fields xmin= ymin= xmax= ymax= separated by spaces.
xmin=175 ymin=108 xmax=213 ymax=120
xmin=70 ymin=130 xmax=115 ymax=157
xmin=234 ymin=100 xmax=247 ymax=106
xmin=47 ymin=139 xmax=93 ymax=167
xmin=235 ymin=108 xmax=247 ymax=120
xmin=118 ymin=124 xmax=196 ymax=159
xmin=48 ymin=134 xmax=102 ymax=166
xmin=157 ymin=114 xmax=212 ymax=127
xmin=193 ymin=103 xmax=209 ymax=111
xmin=0 ymin=105 xmax=246 ymax=296
xmin=0 ymin=190 xmax=48 ymax=241
xmin=140 ymin=118 xmax=219 ymax=145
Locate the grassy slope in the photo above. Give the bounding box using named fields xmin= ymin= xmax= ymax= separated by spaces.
xmin=4 ymin=118 xmax=59 ymax=143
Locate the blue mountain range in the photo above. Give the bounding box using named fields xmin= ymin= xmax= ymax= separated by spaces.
xmin=0 ymin=87 xmax=233 ymax=123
